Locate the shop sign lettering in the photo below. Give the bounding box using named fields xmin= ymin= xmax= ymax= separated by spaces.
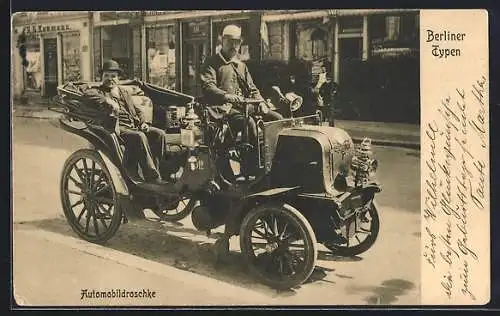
xmin=21 ymin=24 xmax=71 ymax=34
xmin=188 ymin=22 xmax=208 ymax=38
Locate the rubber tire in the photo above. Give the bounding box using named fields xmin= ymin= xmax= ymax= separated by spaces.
xmin=240 ymin=203 xmax=318 ymax=290
xmin=155 ymin=197 xmax=197 ymax=222
xmin=325 ymin=202 xmax=380 ymax=257
xmin=214 ymin=237 xmax=230 ymax=264
xmin=60 ymin=149 xmax=122 ymax=244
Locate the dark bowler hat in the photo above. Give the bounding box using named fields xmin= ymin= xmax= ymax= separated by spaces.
xmin=102 ymin=59 xmax=123 ymax=73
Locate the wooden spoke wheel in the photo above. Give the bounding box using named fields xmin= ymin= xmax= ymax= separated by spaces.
xmin=60 ymin=149 xmax=122 ymax=244
xmin=151 ymin=194 xmax=197 ymax=222
xmin=240 ymin=203 xmax=317 ymax=290
xmin=324 ymin=202 xmax=380 ymax=256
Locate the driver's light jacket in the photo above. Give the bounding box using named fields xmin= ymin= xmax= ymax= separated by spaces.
xmin=200 ymin=52 xmax=263 ymax=105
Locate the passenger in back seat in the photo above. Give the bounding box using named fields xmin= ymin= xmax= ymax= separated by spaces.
xmin=82 ymin=59 xmax=170 ymax=185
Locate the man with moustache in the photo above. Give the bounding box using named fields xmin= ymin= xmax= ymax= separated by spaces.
xmin=200 ymin=24 xmax=283 ymax=179
xmin=82 ymin=59 xmax=169 ymax=185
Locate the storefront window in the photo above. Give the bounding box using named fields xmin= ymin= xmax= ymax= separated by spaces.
xmin=181 ymin=20 xmax=209 ymax=97
xmin=212 ymin=20 xmax=251 ymax=61
xmin=370 ymin=15 xmax=406 ymax=44
xmin=339 ymin=16 xmax=363 ymax=34
xmin=311 ymin=28 xmax=327 ymax=60
xmin=24 ymin=34 xmax=42 ymax=91
xmin=101 ymin=25 xmax=132 ymax=79
xmin=294 ymin=21 xmax=329 ymax=63
xmin=370 ymin=13 xmax=419 ymax=57
xmin=292 ymin=21 xmax=331 ymax=85
xmin=61 ymin=32 xmax=81 ymax=82
xmin=146 ymin=25 xmax=176 ymax=90
xmin=385 ymin=16 xmax=401 ymax=41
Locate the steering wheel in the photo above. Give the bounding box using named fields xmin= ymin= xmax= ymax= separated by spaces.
xmin=230 ymin=97 xmax=264 ymax=108
xmin=231 ymin=97 xmax=266 ymax=113
xmin=239 ymin=98 xmax=264 ymax=104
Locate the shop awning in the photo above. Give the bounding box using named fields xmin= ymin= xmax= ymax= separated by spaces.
xmin=143 ymin=10 xmax=253 ymax=23
xmin=262 ymin=9 xmax=419 ymax=22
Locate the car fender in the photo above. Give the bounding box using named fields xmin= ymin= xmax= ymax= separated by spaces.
xmin=358 ymin=182 xmax=382 ymax=202
xmin=364 ymin=181 xmax=382 ymax=193
xmin=244 ymin=186 xmax=301 ymax=201
xmin=97 ymin=150 xmax=129 ymax=196
xmin=224 ymin=186 xmax=302 ymax=236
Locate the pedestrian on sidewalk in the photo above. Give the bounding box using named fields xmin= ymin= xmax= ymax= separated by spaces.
xmin=313 ymin=66 xmax=337 ymax=127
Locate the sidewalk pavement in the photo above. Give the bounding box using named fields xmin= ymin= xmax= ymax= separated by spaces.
xmin=14 ymin=226 xmax=277 ymax=306
xmin=334 ymin=120 xmax=419 ymax=150
xmin=12 ymin=104 xmax=420 ymax=150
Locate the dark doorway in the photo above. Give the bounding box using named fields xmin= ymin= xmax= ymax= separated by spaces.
xmin=43 ymin=38 xmax=58 ymax=97
xmin=182 ymin=40 xmax=208 ymax=97
xmin=338 ymin=37 xmax=363 ymax=84
xmin=340 ymin=38 xmax=362 ymax=61
xmin=181 ymin=20 xmax=209 ymax=97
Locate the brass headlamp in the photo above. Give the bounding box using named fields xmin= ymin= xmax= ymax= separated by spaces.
xmin=284 ymin=92 xmax=303 ymax=112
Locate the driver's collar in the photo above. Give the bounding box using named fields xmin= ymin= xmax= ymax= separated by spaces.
xmin=99 ymin=83 xmax=118 ymax=92
xmin=217 ymin=52 xmax=239 ymax=65
xmin=99 ymin=84 xmax=113 ymax=92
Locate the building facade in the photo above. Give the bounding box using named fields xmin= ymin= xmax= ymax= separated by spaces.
xmin=12 ymin=10 xmax=419 ymax=98
xmin=12 ymin=10 xmax=419 ymax=122
xmin=262 ymin=10 xmax=419 ymax=83
xmin=90 ymin=10 xmax=263 ymax=98
xmin=12 ymin=12 xmax=93 ymax=101
xmin=261 ymin=10 xmax=420 ymax=123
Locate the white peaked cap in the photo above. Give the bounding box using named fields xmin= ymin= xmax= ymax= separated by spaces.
xmin=222 ymin=24 xmax=242 ymax=39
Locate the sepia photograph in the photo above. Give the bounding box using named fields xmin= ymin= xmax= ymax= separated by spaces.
xmin=11 ymin=9 xmax=427 ymax=306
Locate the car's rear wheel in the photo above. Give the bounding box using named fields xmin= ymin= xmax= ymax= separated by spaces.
xmin=150 ymin=193 xmax=197 ymax=222
xmin=60 ymin=149 xmax=122 ymax=244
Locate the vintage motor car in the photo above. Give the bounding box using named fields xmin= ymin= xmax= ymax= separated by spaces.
xmin=51 ymin=79 xmax=381 ymax=290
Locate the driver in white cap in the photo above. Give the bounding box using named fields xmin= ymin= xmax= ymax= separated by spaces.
xmin=200 ymin=24 xmax=283 ymax=178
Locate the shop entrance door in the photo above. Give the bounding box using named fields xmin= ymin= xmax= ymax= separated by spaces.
xmin=338 ymin=37 xmax=363 ymax=84
xmin=43 ymin=38 xmax=58 ymax=97
xmin=182 ymin=39 xmax=209 ymax=98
